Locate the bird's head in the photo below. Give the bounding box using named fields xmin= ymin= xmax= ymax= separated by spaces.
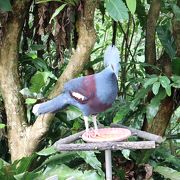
xmin=104 ymin=45 xmax=121 ymax=78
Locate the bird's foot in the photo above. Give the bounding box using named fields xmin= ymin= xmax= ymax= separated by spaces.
xmin=86 ymin=128 xmax=100 ymax=138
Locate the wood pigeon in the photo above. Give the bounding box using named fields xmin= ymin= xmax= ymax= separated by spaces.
xmin=33 ymin=45 xmax=120 ymax=136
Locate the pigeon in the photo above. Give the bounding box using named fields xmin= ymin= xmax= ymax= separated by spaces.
xmin=33 ymin=45 xmax=120 ymax=136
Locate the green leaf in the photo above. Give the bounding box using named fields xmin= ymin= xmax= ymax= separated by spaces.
xmin=30 ymin=44 xmax=46 ymax=51
xmin=172 ymin=4 xmax=180 ymax=20
xmin=159 ymin=76 xmax=170 ymax=87
xmin=157 ymin=25 xmax=176 ymax=59
xmin=30 ymin=72 xmax=45 ymax=93
xmin=146 ymin=89 xmax=166 ymax=122
xmin=77 ymin=151 xmax=104 ymax=177
xmin=30 ymin=71 xmax=56 ymax=93
xmin=105 ymin=0 xmax=129 ymax=22
xmin=12 ymin=155 xmax=36 ymax=174
xmin=126 ymin=0 xmax=136 ymax=14
xmin=165 ymin=85 xmax=171 ymax=96
xmin=152 ymin=81 xmax=160 ymax=95
xmin=49 ymin=4 xmax=67 ymax=23
xmin=130 ymin=87 xmax=150 ymax=110
xmin=113 ymin=104 xmax=130 ymax=123
xmin=171 ymin=75 xmax=180 ymax=88
xmin=0 ymin=124 xmax=5 ymax=129
xmin=37 ymin=146 xmax=57 ymax=156
xmin=66 ymin=106 xmax=82 ymax=121
xmin=121 ymin=149 xmax=131 ymax=160
xmin=43 ymin=164 xmax=103 ymax=180
xmin=143 ymin=77 xmax=158 ymax=88
xmin=0 ymin=158 xmax=9 ymax=169
xmin=154 ymin=166 xmax=180 ymax=180
xmin=14 ymin=171 xmax=41 ymax=180
xmin=20 ymin=88 xmax=34 ymax=97
xmin=0 ymin=0 xmax=12 ymax=11
xmin=159 ymin=76 xmax=171 ymax=96
xmin=38 ymin=152 xmax=79 ymax=170
xmin=172 ymin=57 xmax=180 ymax=76
xmin=25 ymin=98 xmax=37 ymax=105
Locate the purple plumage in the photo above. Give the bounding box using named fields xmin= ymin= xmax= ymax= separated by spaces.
xmin=33 ymin=45 xmax=120 ymax=134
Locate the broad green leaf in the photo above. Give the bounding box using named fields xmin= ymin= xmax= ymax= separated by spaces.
xmin=30 ymin=72 xmax=45 ymax=93
xmin=105 ymin=0 xmax=129 ymax=22
xmin=0 ymin=0 xmax=12 ymax=11
xmin=159 ymin=76 xmax=170 ymax=87
xmin=36 ymin=0 xmax=79 ymax=5
xmin=25 ymin=98 xmax=37 ymax=105
xmin=25 ymin=55 xmax=48 ymax=71
xmin=27 ymin=53 xmax=37 ymax=59
xmin=121 ymin=149 xmax=131 ymax=160
xmin=126 ymin=0 xmax=136 ymax=14
xmin=152 ymin=81 xmax=160 ymax=95
xmin=130 ymin=87 xmax=150 ymax=110
xmin=14 ymin=171 xmax=41 ymax=180
xmin=172 ymin=57 xmax=180 ymax=76
xmin=113 ymin=104 xmax=130 ymax=123
xmin=30 ymin=44 xmax=46 ymax=51
xmin=159 ymin=76 xmax=171 ymax=96
xmin=171 ymin=75 xmax=180 ymax=88
xmin=66 ymin=106 xmax=82 ymax=121
xmin=157 ymin=25 xmax=176 ymax=59
xmin=78 ymin=151 xmax=104 ymax=177
xmin=143 ymin=77 xmax=158 ymax=88
xmin=154 ymin=166 xmax=180 ymax=180
xmin=39 ymin=152 xmax=79 ymax=170
xmin=43 ymin=164 xmax=103 ymax=180
xmin=49 ymin=4 xmax=67 ymax=23
xmin=146 ymin=89 xmax=166 ymax=122
xmin=172 ymin=4 xmax=180 ymax=20
xmin=30 ymin=71 xmax=56 ymax=93
xmin=12 ymin=155 xmax=37 ymax=174
xmin=165 ymin=85 xmax=171 ymax=96
xmin=37 ymin=146 xmax=57 ymax=156
xmin=0 ymin=124 xmax=5 ymax=129
xmin=20 ymin=88 xmax=34 ymax=97
xmin=0 ymin=158 xmax=9 ymax=170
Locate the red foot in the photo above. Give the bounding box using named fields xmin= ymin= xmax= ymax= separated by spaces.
xmin=86 ymin=128 xmax=100 ymax=138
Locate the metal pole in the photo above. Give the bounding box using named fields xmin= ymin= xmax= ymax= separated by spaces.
xmin=105 ymin=150 xmax=112 ymax=180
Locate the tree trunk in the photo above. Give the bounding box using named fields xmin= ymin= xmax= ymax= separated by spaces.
xmin=0 ymin=0 xmax=32 ymax=161
xmin=145 ymin=0 xmax=161 ymax=74
xmin=143 ymin=0 xmax=180 ymax=136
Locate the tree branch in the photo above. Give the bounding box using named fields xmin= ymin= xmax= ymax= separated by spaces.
xmin=145 ymin=0 xmax=161 ymax=74
xmin=54 ymin=141 xmax=156 ymax=151
xmin=27 ymin=0 xmax=97 ymax=155
xmin=110 ymin=123 xmax=164 ymax=143
xmin=172 ymin=2 xmax=180 ymax=56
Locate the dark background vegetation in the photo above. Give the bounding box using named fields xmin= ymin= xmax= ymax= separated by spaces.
xmin=0 ymin=0 xmax=179 ymax=179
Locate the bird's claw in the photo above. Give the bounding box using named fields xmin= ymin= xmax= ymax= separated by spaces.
xmin=86 ymin=128 xmax=100 ymax=138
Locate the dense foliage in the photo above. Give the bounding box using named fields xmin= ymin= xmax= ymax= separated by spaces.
xmin=0 ymin=0 xmax=179 ymax=179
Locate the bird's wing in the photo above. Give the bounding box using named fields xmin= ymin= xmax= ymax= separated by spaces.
xmin=64 ymin=75 xmax=96 ymax=104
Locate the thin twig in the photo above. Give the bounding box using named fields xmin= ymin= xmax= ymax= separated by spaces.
xmin=111 ymin=123 xmax=164 ymax=144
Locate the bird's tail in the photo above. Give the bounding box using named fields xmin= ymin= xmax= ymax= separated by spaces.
xmin=32 ymin=93 xmax=69 ymax=116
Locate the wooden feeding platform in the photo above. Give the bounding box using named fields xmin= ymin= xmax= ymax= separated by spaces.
xmin=54 ymin=123 xmax=164 ymax=180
